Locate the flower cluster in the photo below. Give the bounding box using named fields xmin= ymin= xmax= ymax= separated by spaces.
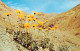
xmin=4 ymin=10 xmax=58 ymax=33
xmin=26 ymin=14 xmax=38 ymax=22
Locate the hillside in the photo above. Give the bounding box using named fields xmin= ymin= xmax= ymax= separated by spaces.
xmin=0 ymin=1 xmax=80 ymax=51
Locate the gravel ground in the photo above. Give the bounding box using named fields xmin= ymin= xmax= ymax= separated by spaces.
xmin=0 ymin=27 xmax=29 ymax=51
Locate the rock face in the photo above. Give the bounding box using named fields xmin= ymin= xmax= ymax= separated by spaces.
xmin=0 ymin=1 xmax=80 ymax=51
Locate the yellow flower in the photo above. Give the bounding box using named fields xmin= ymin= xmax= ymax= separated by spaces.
xmin=4 ymin=12 xmax=10 ymax=16
xmin=27 ymin=18 xmax=33 ymax=21
xmin=16 ymin=10 xmax=22 ymax=13
xmin=31 ymin=24 xmax=37 ymax=29
xmin=54 ymin=25 xmax=58 ymax=28
xmin=30 ymin=14 xmax=34 ymax=18
xmin=24 ymin=23 xmax=30 ymax=29
xmin=27 ymin=15 xmax=30 ymax=18
xmin=38 ymin=21 xmax=43 ymax=26
xmin=45 ymin=29 xmax=48 ymax=31
xmin=38 ymin=27 xmax=42 ymax=30
xmin=32 ymin=11 xmax=39 ymax=14
xmin=50 ymin=27 xmax=55 ymax=30
xmin=33 ymin=18 xmax=37 ymax=22
xmin=45 ymin=20 xmax=48 ymax=22
xmin=18 ymin=14 xmax=24 ymax=19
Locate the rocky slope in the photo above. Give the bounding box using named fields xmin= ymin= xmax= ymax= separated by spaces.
xmin=0 ymin=1 xmax=80 ymax=51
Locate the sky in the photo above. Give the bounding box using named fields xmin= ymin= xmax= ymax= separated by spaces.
xmin=1 ymin=0 xmax=80 ymax=14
